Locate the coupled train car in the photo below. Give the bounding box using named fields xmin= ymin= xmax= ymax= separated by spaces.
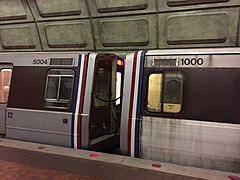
xmin=0 ymin=49 xmax=239 ymax=173
xmin=120 ymin=49 xmax=240 ymax=173
xmin=0 ymin=52 xmax=124 ymax=152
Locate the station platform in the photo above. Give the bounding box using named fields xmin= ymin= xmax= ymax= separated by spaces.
xmin=0 ymin=138 xmax=239 ymax=180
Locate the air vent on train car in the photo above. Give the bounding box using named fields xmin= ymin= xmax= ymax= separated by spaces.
xmin=50 ymin=58 xmax=74 ymax=66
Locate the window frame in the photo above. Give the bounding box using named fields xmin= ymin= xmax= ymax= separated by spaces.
xmin=143 ymin=68 xmax=186 ymax=117
xmin=44 ymin=69 xmax=75 ymax=109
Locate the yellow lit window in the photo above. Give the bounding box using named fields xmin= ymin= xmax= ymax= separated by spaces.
xmin=147 ymin=72 xmax=183 ymax=113
xmin=0 ymin=69 xmax=12 ymax=103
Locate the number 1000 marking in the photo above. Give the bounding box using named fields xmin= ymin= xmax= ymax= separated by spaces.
xmin=179 ymin=58 xmax=203 ymax=66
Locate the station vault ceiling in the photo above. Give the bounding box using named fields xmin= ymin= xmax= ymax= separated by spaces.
xmin=0 ymin=0 xmax=240 ymax=55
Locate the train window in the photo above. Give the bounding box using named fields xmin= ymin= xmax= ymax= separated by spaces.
xmin=147 ymin=72 xmax=183 ymax=113
xmin=0 ymin=69 xmax=12 ymax=103
xmin=44 ymin=69 xmax=74 ymax=109
xmin=46 ymin=76 xmax=59 ymax=99
xmin=147 ymin=74 xmax=163 ymax=112
xmin=163 ymin=73 xmax=183 ymax=113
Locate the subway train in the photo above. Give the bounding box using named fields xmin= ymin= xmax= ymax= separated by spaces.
xmin=0 ymin=48 xmax=239 ymax=173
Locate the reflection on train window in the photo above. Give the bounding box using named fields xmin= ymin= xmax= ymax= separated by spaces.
xmin=94 ymin=66 xmax=111 ymax=107
xmin=147 ymin=72 xmax=183 ymax=113
xmin=45 ymin=69 xmax=74 ymax=109
xmin=0 ymin=69 xmax=12 ymax=103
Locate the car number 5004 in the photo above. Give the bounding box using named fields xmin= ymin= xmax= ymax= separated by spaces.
xmin=33 ymin=59 xmax=48 ymax=65
xmin=179 ymin=58 xmax=203 ymax=66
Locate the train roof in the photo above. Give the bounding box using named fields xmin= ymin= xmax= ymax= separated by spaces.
xmin=0 ymin=52 xmax=89 ymax=67
xmin=146 ymin=47 xmax=240 ymax=56
xmin=144 ymin=48 xmax=240 ymax=68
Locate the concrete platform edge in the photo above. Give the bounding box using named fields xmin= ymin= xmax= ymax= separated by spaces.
xmin=0 ymin=138 xmax=239 ymax=180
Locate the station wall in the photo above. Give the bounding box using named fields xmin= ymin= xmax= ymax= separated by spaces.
xmin=0 ymin=0 xmax=240 ymax=52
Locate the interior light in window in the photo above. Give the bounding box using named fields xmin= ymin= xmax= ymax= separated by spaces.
xmin=116 ymin=60 xmax=124 ymax=66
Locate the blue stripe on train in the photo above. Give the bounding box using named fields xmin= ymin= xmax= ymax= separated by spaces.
xmin=134 ymin=51 xmax=145 ymax=157
xmin=71 ymin=54 xmax=82 ymax=148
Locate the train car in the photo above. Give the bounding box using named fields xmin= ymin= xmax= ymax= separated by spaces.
xmin=0 ymin=52 xmax=124 ymax=152
xmin=120 ymin=48 xmax=240 ymax=173
xmin=0 ymin=48 xmax=240 ymax=173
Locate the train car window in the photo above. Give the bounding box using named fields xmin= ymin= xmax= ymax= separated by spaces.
xmin=0 ymin=69 xmax=12 ymax=103
xmin=147 ymin=74 xmax=163 ymax=112
xmin=44 ymin=69 xmax=74 ymax=109
xmin=163 ymin=73 xmax=183 ymax=113
xmin=147 ymin=72 xmax=183 ymax=113
xmin=59 ymin=77 xmax=74 ymax=100
xmin=46 ymin=76 xmax=59 ymax=99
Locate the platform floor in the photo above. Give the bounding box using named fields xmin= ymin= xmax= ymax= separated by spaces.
xmin=0 ymin=138 xmax=239 ymax=180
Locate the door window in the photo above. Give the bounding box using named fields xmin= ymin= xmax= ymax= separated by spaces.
xmin=0 ymin=69 xmax=12 ymax=103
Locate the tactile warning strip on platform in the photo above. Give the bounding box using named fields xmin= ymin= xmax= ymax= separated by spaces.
xmin=0 ymin=145 xmax=203 ymax=180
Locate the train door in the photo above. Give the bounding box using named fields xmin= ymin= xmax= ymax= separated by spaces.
xmin=0 ymin=65 xmax=12 ymax=134
xmin=89 ymin=54 xmax=124 ymax=152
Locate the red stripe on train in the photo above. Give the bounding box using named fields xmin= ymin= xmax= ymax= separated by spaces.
xmin=127 ymin=51 xmax=138 ymax=156
xmin=77 ymin=54 xmax=88 ymax=149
